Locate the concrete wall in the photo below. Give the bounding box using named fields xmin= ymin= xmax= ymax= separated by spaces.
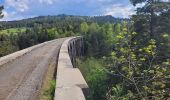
xmin=54 ymin=37 xmax=89 ymax=100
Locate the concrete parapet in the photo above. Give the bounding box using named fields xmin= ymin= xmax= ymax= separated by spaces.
xmin=55 ymin=37 xmax=89 ymax=100
xmin=55 ymin=86 xmax=86 ymax=100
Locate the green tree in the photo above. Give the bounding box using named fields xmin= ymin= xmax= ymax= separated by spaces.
xmin=108 ymin=25 xmax=170 ymax=99
xmin=38 ymin=29 xmax=48 ymax=43
xmin=84 ymin=23 xmax=113 ymax=57
xmin=80 ymin=22 xmax=89 ymax=34
xmin=114 ymin=23 xmax=121 ymax=34
xmin=0 ymin=6 xmax=3 ymax=18
xmin=130 ymin=0 xmax=170 ymax=62
xmin=18 ymin=29 xmax=38 ymax=49
xmin=0 ymin=34 xmax=18 ymax=57
xmin=130 ymin=0 xmax=170 ymax=37
xmin=47 ymin=28 xmax=59 ymax=40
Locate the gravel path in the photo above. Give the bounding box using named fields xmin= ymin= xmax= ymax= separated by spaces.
xmin=0 ymin=38 xmax=66 ymax=100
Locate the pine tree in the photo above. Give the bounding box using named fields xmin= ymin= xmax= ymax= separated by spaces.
xmin=130 ymin=0 xmax=170 ymax=61
xmin=0 ymin=6 xmax=3 ymax=18
xmin=130 ymin=0 xmax=170 ymax=37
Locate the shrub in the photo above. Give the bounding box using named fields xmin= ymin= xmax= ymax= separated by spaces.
xmin=77 ymin=58 xmax=108 ymax=100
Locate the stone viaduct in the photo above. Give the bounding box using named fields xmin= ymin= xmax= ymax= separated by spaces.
xmin=0 ymin=37 xmax=89 ymax=100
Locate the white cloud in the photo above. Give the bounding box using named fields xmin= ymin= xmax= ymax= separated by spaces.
xmin=5 ymin=0 xmax=57 ymax=13
xmin=2 ymin=10 xmax=8 ymax=17
xmin=5 ymin=0 xmax=29 ymax=12
xmin=103 ymin=4 xmax=136 ymax=18
xmin=162 ymin=0 xmax=170 ymax=2
xmin=39 ymin=0 xmax=52 ymax=5
xmin=1 ymin=0 xmax=58 ymax=21
xmin=96 ymin=0 xmax=112 ymax=2
xmin=39 ymin=0 xmax=57 ymax=5
xmin=0 ymin=10 xmax=25 ymax=21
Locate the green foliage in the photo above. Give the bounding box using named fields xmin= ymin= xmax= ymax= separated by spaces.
xmin=101 ymin=1 xmax=170 ymax=99
xmin=131 ymin=0 xmax=170 ymax=37
xmin=47 ymin=28 xmax=59 ymax=40
xmin=83 ymin=22 xmax=114 ymax=57
xmin=111 ymin=84 xmax=125 ymax=100
xmin=77 ymin=58 xmax=108 ymax=100
xmin=114 ymin=23 xmax=121 ymax=34
xmin=80 ymin=22 xmax=89 ymax=34
xmin=18 ymin=29 xmax=38 ymax=49
xmin=0 ymin=41 xmax=18 ymax=57
xmin=0 ymin=33 xmax=18 ymax=56
xmin=0 ymin=15 xmax=126 ymax=57
xmin=107 ymin=24 xmax=170 ymax=99
xmin=77 ymin=17 xmax=169 ymax=100
xmin=0 ymin=28 xmax=26 ymax=35
xmin=43 ymin=80 xmax=56 ymax=100
xmin=38 ymin=29 xmax=48 ymax=43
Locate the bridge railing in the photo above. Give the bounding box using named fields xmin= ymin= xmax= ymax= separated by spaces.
xmin=54 ymin=37 xmax=89 ymax=100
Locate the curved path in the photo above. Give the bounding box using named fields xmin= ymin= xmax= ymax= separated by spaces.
xmin=0 ymin=38 xmax=66 ymax=100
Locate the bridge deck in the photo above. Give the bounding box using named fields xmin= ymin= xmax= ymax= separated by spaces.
xmin=0 ymin=38 xmax=66 ymax=100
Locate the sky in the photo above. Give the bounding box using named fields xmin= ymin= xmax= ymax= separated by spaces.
xmin=0 ymin=0 xmax=137 ymax=21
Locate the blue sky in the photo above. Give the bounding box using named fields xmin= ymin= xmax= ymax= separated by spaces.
xmin=0 ymin=0 xmax=137 ymax=21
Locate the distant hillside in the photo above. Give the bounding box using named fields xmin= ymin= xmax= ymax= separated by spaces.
xmin=0 ymin=15 xmax=130 ymax=29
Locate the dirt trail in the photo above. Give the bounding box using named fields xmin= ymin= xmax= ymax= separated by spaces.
xmin=0 ymin=38 xmax=66 ymax=100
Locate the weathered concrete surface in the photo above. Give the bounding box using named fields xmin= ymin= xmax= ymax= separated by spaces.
xmin=0 ymin=38 xmax=66 ymax=100
xmin=57 ymin=68 xmax=88 ymax=89
xmin=56 ymin=86 xmax=86 ymax=100
xmin=54 ymin=37 xmax=89 ymax=100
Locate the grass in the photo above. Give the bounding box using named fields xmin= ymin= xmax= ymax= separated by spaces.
xmin=43 ymin=79 xmax=56 ymax=100
xmin=0 ymin=28 xmax=26 ymax=35
xmin=40 ymin=61 xmax=57 ymax=100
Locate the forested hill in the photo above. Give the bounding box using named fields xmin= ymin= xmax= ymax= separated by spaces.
xmin=0 ymin=15 xmax=130 ymax=29
xmin=0 ymin=14 xmax=130 ymax=57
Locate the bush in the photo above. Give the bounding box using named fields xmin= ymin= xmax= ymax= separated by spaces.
xmin=77 ymin=57 xmax=108 ymax=100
